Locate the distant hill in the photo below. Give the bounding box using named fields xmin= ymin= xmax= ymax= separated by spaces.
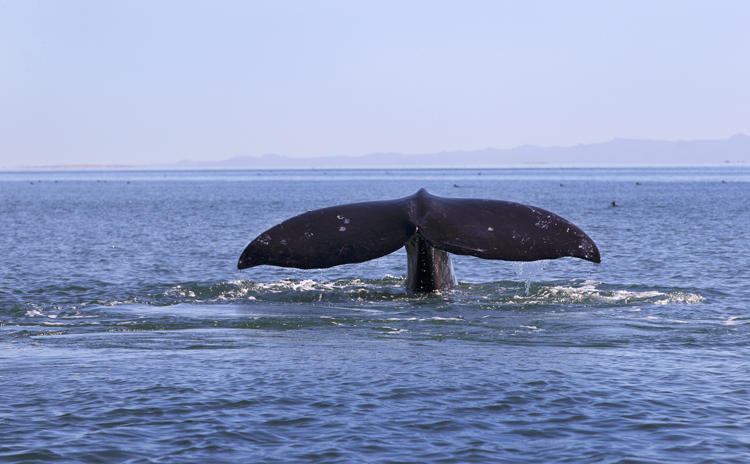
xmin=168 ymin=134 xmax=750 ymax=169
xmin=20 ymin=134 xmax=750 ymax=169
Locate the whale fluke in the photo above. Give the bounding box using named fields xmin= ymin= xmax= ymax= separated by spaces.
xmin=238 ymin=189 xmax=600 ymax=292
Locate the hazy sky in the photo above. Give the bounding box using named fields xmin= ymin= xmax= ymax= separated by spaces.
xmin=2 ymin=1 xmax=749 ymax=166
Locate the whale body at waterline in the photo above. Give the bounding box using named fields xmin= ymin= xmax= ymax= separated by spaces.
xmin=237 ymin=189 xmax=601 ymax=293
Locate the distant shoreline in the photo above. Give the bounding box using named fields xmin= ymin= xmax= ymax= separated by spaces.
xmin=17 ymin=164 xmax=145 ymax=169
xmin=6 ymin=163 xmax=748 ymax=172
xmin=9 ymin=134 xmax=750 ymax=170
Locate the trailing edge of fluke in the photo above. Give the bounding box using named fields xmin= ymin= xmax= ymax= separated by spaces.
xmin=238 ymin=188 xmax=600 ymax=293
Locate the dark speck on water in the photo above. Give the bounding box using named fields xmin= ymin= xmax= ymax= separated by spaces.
xmin=1 ymin=167 xmax=749 ymax=463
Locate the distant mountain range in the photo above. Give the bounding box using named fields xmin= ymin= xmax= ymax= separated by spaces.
xmin=23 ymin=134 xmax=750 ymax=169
xmin=168 ymin=134 xmax=749 ymax=169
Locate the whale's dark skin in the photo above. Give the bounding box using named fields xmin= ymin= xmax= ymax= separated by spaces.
xmin=238 ymin=188 xmax=600 ymax=293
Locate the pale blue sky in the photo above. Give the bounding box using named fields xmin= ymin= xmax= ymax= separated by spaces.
xmin=1 ymin=0 xmax=749 ymax=166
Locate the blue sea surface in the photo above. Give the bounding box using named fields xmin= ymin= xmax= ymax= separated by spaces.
xmin=1 ymin=167 xmax=749 ymax=463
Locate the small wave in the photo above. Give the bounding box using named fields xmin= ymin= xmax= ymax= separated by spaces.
xmin=653 ymin=291 xmax=705 ymax=305
xmin=500 ymin=281 xmax=704 ymax=308
xmin=8 ymin=277 xmax=706 ymax=319
xmin=138 ymin=277 xmax=413 ymax=306
xmin=96 ymin=279 xmax=707 ymax=310
xmin=544 ymin=285 xmax=663 ymax=303
xmin=520 ymin=325 xmax=543 ymax=331
xmin=721 ymin=316 xmax=743 ymax=326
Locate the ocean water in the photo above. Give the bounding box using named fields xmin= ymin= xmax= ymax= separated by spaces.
xmin=1 ymin=167 xmax=749 ymax=463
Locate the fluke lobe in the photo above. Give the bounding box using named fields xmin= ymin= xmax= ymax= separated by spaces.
xmin=238 ymin=189 xmax=600 ymax=293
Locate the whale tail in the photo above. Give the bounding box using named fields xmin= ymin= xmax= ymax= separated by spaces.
xmin=238 ymin=189 xmax=600 ymax=291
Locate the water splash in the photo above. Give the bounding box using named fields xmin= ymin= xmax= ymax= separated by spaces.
xmin=513 ymin=261 xmax=547 ymax=295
